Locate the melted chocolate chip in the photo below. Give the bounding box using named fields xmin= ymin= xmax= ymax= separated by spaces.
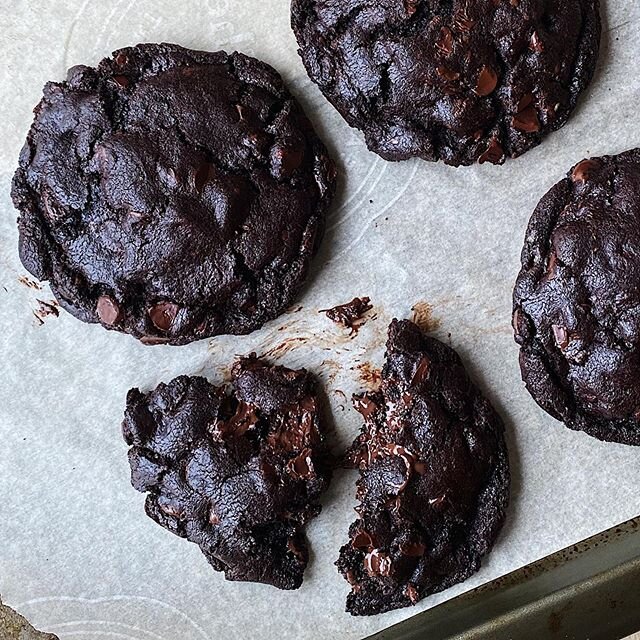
xmin=437 ymin=66 xmax=460 ymax=81
xmin=364 ymin=550 xmax=392 ymax=577
xmin=322 ymin=297 xmax=373 ymax=334
xmin=530 ymin=31 xmax=545 ymax=53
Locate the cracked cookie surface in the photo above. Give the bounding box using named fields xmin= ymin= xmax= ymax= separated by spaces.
xmin=12 ymin=43 xmax=336 ymax=344
xmin=514 ymin=149 xmax=640 ymax=445
xmin=123 ymin=355 xmax=332 ymax=589
xmin=337 ymin=319 xmax=509 ymax=615
xmin=291 ymin=0 xmax=600 ymax=166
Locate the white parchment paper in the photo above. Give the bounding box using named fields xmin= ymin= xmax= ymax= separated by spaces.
xmin=1 ymin=1 xmax=639 ymax=638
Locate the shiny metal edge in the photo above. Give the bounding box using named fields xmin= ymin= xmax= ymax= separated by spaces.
xmin=369 ymin=517 xmax=640 ymax=640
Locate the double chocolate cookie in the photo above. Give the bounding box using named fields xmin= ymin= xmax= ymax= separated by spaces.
xmin=12 ymin=43 xmax=336 ymax=344
xmin=337 ymin=320 xmax=510 ymax=615
xmin=122 ymin=356 xmax=332 ymax=589
xmin=291 ymin=0 xmax=600 ymax=166
xmin=514 ymin=149 xmax=640 ymax=446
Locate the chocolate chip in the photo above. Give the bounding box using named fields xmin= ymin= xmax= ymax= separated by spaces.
xmin=96 ymin=295 xmax=122 ymax=325
xmin=478 ymin=137 xmax=505 ymax=164
xmin=453 ymin=13 xmax=474 ymax=32
xmin=148 ymin=301 xmax=179 ymax=331
xmin=209 ymin=508 xmax=220 ymax=525
xmin=428 ymin=494 xmax=447 ymax=507
xmin=435 ymin=27 xmax=454 ymax=55
xmin=345 ymin=570 xmax=358 ymax=586
xmin=552 ymin=324 xmax=569 ymax=350
xmin=437 ymin=66 xmax=460 ymax=81
xmin=513 ymin=99 xmax=540 ymax=133
xmin=159 ymin=502 xmax=184 ymax=519
xmin=218 ymin=401 xmax=259 ymax=439
xmin=475 ymin=66 xmax=498 ymax=96
xmin=530 ymin=31 xmax=544 ymax=53
xmin=112 ymin=75 xmax=130 ymax=88
xmin=403 ymin=0 xmax=418 ymax=15
xmin=411 ymin=357 xmax=430 ymax=385
xmin=364 ymin=549 xmax=392 ymax=577
xmin=287 ymin=449 xmax=314 ymax=479
xmin=115 ymin=52 xmax=128 ymax=66
xmin=353 ymin=394 xmax=378 ymax=419
xmin=321 ymin=296 xmax=372 ymax=333
xmin=571 ymin=159 xmax=601 ymax=183
xmin=512 ymin=307 xmax=533 ymax=342
xmin=352 ymin=530 xmax=377 ymax=550
xmin=405 ymin=583 xmax=419 ymax=604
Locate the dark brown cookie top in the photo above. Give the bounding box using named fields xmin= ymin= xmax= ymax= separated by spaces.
xmin=291 ymin=0 xmax=600 ymax=166
xmin=514 ymin=149 xmax=640 ymax=445
xmin=12 ymin=43 xmax=336 ymax=344
xmin=336 ymin=319 xmax=509 ymax=615
xmin=122 ymin=356 xmax=332 ymax=589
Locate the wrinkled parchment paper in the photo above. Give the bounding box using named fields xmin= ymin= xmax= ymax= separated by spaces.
xmin=1 ymin=1 xmax=640 ymax=638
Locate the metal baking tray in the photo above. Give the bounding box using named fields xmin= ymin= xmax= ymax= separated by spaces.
xmin=370 ymin=516 xmax=640 ymax=640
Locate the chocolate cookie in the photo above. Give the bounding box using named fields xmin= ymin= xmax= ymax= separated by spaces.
xmin=122 ymin=356 xmax=332 ymax=589
xmin=291 ymin=0 xmax=600 ymax=166
xmin=337 ymin=320 xmax=510 ymax=615
xmin=12 ymin=43 xmax=336 ymax=344
xmin=514 ymin=149 xmax=640 ymax=446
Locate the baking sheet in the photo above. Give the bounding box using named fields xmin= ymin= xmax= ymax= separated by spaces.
xmin=1 ymin=1 xmax=639 ymax=638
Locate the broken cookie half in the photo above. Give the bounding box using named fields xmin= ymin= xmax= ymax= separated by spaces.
xmin=123 ymin=355 xmax=332 ymax=590
xmin=337 ymin=319 xmax=510 ymax=615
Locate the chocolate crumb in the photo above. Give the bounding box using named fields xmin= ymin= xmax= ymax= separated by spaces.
xmin=321 ymin=297 xmax=373 ymax=334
